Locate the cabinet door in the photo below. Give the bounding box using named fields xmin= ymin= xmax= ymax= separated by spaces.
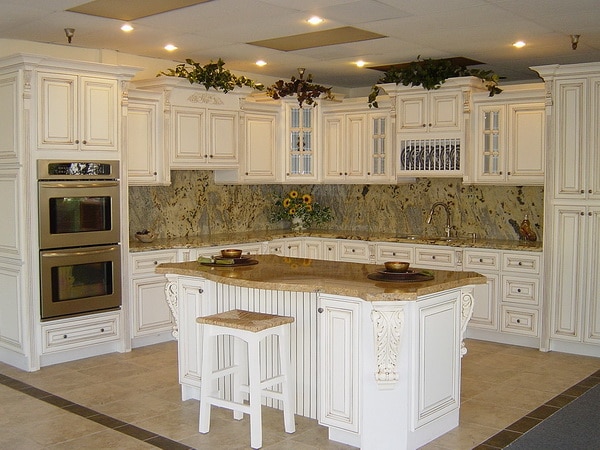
xmin=367 ymin=113 xmax=393 ymax=182
xmin=475 ymin=105 xmax=505 ymax=182
xmin=37 ymin=72 xmax=78 ymax=149
xmin=242 ymin=111 xmax=278 ymax=182
xmin=550 ymin=206 xmax=585 ymax=340
xmin=322 ymin=114 xmax=344 ymax=180
xmin=208 ymin=109 xmax=238 ymax=166
xmin=398 ymin=93 xmax=427 ymax=132
xmin=429 ymin=90 xmax=461 ymax=131
xmin=318 ymin=295 xmax=360 ymax=432
xmin=127 ymin=94 xmax=164 ymax=185
xmin=131 ymin=275 xmax=174 ymax=337
xmin=469 ymin=272 xmax=499 ymax=330
xmin=345 ymin=114 xmax=367 ymax=180
xmin=171 ymin=106 xmax=205 ymax=167
xmin=286 ymin=105 xmax=317 ymax=181
xmin=80 ymin=76 xmax=118 ymax=151
xmin=508 ymin=103 xmax=545 ymax=183
xmin=178 ymin=278 xmax=207 ymax=390
xmin=553 ymin=79 xmax=586 ymax=199
xmin=589 ymin=77 xmax=600 ymax=200
xmin=585 ymin=207 xmax=600 ymax=343
xmin=303 ymin=238 xmax=322 ymax=260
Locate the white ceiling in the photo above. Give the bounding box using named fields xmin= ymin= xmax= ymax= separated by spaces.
xmin=0 ymin=0 xmax=599 ymax=88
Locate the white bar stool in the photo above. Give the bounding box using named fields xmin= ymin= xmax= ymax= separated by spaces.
xmin=197 ymin=309 xmax=296 ymax=449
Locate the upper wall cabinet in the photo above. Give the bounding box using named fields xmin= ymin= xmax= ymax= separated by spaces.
xmin=127 ymin=89 xmax=169 ymax=185
xmin=37 ymin=72 xmax=118 ymax=152
xmin=132 ymin=77 xmax=248 ymax=171
xmin=381 ymin=78 xmax=486 ymax=178
xmin=285 ymin=102 xmax=319 ymax=183
xmin=321 ymin=98 xmax=394 ymax=184
xmin=467 ymin=85 xmax=545 ymax=185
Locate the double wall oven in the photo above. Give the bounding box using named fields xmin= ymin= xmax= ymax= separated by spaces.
xmin=38 ymin=160 xmax=122 ymax=320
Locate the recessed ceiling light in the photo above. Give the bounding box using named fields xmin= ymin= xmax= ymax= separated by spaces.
xmin=164 ymin=44 xmax=178 ymax=51
xmin=255 ymin=60 xmax=267 ymax=67
xmin=513 ymin=41 xmax=526 ymax=48
xmin=356 ymin=60 xmax=366 ymax=68
xmin=307 ymin=16 xmax=324 ymax=25
xmin=121 ymin=23 xmax=134 ymax=32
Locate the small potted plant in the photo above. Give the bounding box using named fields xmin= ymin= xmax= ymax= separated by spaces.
xmin=269 ymin=190 xmax=333 ymax=231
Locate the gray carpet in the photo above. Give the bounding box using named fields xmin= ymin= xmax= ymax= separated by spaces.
xmin=507 ymin=383 xmax=600 ymax=449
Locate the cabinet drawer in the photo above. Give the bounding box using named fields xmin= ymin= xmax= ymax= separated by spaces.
xmin=338 ymin=241 xmax=371 ymax=263
xmin=502 ymin=252 xmax=541 ymax=274
xmin=502 ymin=276 xmax=539 ymax=305
xmin=463 ymin=249 xmax=500 ymax=271
xmin=375 ymin=244 xmax=414 ymax=264
xmin=131 ymin=250 xmax=178 ymax=274
xmin=501 ymin=306 xmax=538 ymax=337
xmin=42 ymin=312 xmax=120 ymax=353
xmin=414 ymin=247 xmax=459 ymax=269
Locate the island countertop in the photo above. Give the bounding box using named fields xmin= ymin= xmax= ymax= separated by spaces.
xmin=156 ymin=254 xmax=485 ymax=301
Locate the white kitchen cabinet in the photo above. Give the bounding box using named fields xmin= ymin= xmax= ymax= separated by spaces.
xmin=303 ymin=238 xmax=323 ymax=260
xmin=463 ymin=249 xmax=500 ymax=331
xmin=375 ymin=242 xmax=414 ymax=264
xmin=469 ymin=86 xmax=545 ymax=185
xmin=322 ymin=99 xmax=394 ymax=183
xmin=37 ymin=71 xmax=118 ymax=151
xmin=397 ymin=90 xmax=461 ymax=134
xmin=236 ymin=102 xmax=280 ymax=183
xmin=533 ymin=63 xmax=600 ymax=356
xmin=129 ymin=250 xmax=178 ymax=344
xmin=318 ymin=294 xmax=361 ymax=433
xmin=127 ymin=89 xmax=169 ymax=185
xmin=338 ymin=240 xmax=372 ymax=263
xmin=267 ymin=238 xmax=302 ymax=257
xmin=285 ymin=102 xmax=319 ymax=183
xmin=414 ymin=245 xmax=460 ymax=269
xmin=170 ymin=106 xmax=238 ymax=168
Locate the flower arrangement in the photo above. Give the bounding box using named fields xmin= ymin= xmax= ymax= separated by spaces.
xmin=265 ymin=68 xmax=334 ymax=107
xmin=269 ymin=190 xmax=333 ymax=230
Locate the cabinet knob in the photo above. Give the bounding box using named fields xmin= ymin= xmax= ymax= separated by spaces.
xmin=63 ymin=334 xmax=68 ymax=339
xmin=344 ymin=172 xmax=348 ymax=176
xmin=518 ymin=261 xmax=522 ymax=265
xmin=589 ymin=190 xmax=593 ymax=194
xmin=581 ymin=189 xmax=585 ymax=194
xmin=580 ymin=212 xmax=585 ymax=216
xmin=100 ymin=328 xmax=105 ymax=332
xmin=153 ymin=261 xmax=158 ymax=265
xmin=428 ymin=123 xmax=432 ymax=127
xmin=422 ymin=124 xmax=426 ymax=128
xmin=82 ymin=140 xmax=87 ymax=144
xmin=318 ymin=307 xmax=324 ymax=313
xmin=198 ymin=288 xmax=204 ymax=294
xmin=432 ymin=255 xmax=436 ymax=259
xmin=507 ymin=171 xmax=511 ymax=175
xmin=516 ymin=319 xmax=521 ymax=324
xmin=153 ymin=172 xmax=157 ymax=176
xmin=499 ymin=171 xmax=503 ymax=175
xmin=589 ymin=212 xmax=593 ymax=216
xmin=75 ymin=139 xmax=79 ymax=144
xmin=245 ymin=172 xmax=249 ymax=175
xmin=339 ymin=172 xmax=343 ymax=176
xmin=517 ymin=289 xmax=521 ymax=293
xmin=209 ymin=155 xmax=213 ymax=158
xmin=479 ymin=258 xmax=483 ymax=263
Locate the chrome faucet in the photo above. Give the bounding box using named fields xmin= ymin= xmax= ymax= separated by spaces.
xmin=426 ymin=202 xmax=452 ymax=238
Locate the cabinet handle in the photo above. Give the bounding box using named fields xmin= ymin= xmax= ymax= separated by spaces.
xmin=153 ymin=261 xmax=158 ymax=265
xmin=422 ymin=124 xmax=426 ymax=128
xmin=499 ymin=171 xmax=503 ymax=175
xmin=518 ymin=261 xmax=522 ymax=265
xmin=198 ymin=288 xmax=204 ymax=294
xmin=507 ymin=171 xmax=511 ymax=175
xmin=428 ymin=123 xmax=432 ymax=127
xmin=63 ymin=334 xmax=67 ymax=339
xmin=589 ymin=212 xmax=593 ymax=216
xmin=344 ymin=172 xmax=348 ymax=176
xmin=153 ymin=171 xmax=157 ymax=176
xmin=367 ymin=172 xmax=371 ymax=175
xmin=432 ymin=255 xmax=436 ymax=259
xmin=339 ymin=172 xmax=343 ymax=176
xmin=318 ymin=307 xmax=324 ymax=313
xmin=589 ymin=189 xmax=592 ymax=194
xmin=351 ymin=249 xmax=356 ymax=252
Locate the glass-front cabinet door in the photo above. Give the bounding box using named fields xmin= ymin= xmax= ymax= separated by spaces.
xmin=286 ymin=104 xmax=318 ymax=182
xmin=477 ymin=106 xmax=504 ymax=182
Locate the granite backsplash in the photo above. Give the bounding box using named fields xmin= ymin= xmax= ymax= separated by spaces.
xmin=128 ymin=171 xmax=543 ymax=242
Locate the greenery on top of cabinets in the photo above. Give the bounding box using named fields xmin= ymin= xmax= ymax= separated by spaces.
xmin=368 ymin=56 xmax=503 ymax=108
xmin=266 ymin=69 xmax=334 ymax=107
xmin=158 ymin=58 xmax=264 ymax=93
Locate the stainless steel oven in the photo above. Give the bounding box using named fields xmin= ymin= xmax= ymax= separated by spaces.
xmin=38 ymin=160 xmax=120 ymax=249
xmin=37 ymin=160 xmax=122 ymax=320
xmin=40 ymin=244 xmax=122 ymax=319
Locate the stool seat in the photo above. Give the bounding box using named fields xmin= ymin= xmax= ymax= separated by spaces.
xmin=197 ymin=309 xmax=296 ymax=449
xmin=197 ymin=309 xmax=294 ymax=331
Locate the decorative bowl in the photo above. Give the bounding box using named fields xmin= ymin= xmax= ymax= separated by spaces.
xmin=384 ymin=261 xmax=410 ymax=273
xmin=135 ymin=231 xmax=155 ymax=243
xmin=221 ymin=248 xmax=243 ymax=258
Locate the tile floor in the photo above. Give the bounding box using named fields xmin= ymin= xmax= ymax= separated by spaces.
xmin=0 ymin=339 xmax=599 ymax=449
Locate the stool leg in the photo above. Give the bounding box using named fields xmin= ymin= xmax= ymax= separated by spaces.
xmin=232 ymin=335 xmax=244 ymax=420
xmin=279 ymin=326 xmax=296 ymax=434
xmin=247 ymin=337 xmax=262 ymax=449
xmin=199 ymin=328 xmax=214 ymax=433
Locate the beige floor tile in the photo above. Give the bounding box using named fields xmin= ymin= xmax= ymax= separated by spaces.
xmin=420 ymin=421 xmax=498 ymax=450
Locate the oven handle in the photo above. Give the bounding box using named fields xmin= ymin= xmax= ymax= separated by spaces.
xmin=39 ymin=181 xmax=119 ymax=189
xmin=41 ymin=246 xmax=119 ymax=258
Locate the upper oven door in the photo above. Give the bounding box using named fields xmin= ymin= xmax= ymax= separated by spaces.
xmin=38 ymin=180 xmax=120 ymax=249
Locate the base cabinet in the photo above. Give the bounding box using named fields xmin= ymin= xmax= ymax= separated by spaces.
xmin=318 ymin=294 xmax=361 ymax=433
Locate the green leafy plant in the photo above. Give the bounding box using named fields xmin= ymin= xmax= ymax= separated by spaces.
xmin=269 ymin=190 xmax=333 ymax=227
xmin=368 ymin=56 xmax=503 ymax=108
xmin=266 ymin=70 xmax=334 ymax=107
xmin=158 ymin=58 xmax=264 ymax=93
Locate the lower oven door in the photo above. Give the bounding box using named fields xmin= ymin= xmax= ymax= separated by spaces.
xmin=40 ymin=244 xmax=122 ymax=320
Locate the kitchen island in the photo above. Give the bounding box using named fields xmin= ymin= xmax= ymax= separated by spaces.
xmin=157 ymin=255 xmax=485 ymax=450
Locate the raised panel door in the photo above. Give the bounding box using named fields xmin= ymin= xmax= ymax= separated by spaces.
xmin=127 ymin=95 xmax=162 ymax=185
xmin=208 ymin=109 xmax=238 ymax=166
xmin=550 ymin=206 xmax=585 ymax=340
xmin=131 ymin=276 xmax=175 ymax=337
xmin=345 ymin=114 xmax=367 ymax=180
xmin=589 ymin=77 xmax=600 ymax=200
xmin=37 ymin=72 xmax=78 ymax=149
xmin=585 ymin=207 xmax=600 ymax=342
xmin=242 ymin=112 xmax=278 ymax=182
xmin=429 ymin=90 xmax=461 ymax=131
xmin=322 ymin=114 xmax=344 ymax=180
xmin=172 ymin=106 xmax=205 ymax=166
xmin=508 ymin=103 xmax=545 ymax=183
xmin=80 ymin=76 xmax=118 ymax=151
xmin=398 ymin=93 xmax=427 ymax=131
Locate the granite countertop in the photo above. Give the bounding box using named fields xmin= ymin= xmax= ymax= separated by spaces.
xmin=130 ymin=229 xmax=543 ymax=253
xmin=155 ymin=254 xmax=486 ymax=301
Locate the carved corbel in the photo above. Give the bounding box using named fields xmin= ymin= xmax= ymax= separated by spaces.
xmin=459 ymin=288 xmax=475 ymax=357
xmin=370 ymin=305 xmax=404 ymax=389
xmin=164 ymin=280 xmax=179 ymax=339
